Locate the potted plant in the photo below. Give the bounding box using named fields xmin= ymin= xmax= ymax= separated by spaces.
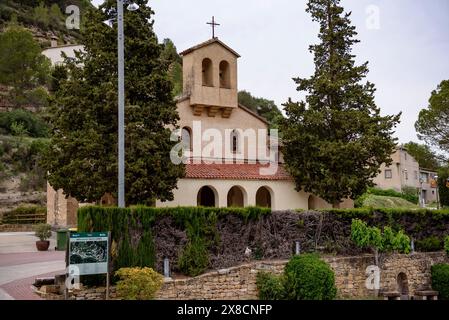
xmin=35 ymin=224 xmax=52 ymax=251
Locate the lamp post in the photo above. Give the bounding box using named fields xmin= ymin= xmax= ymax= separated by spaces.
xmin=419 ymin=177 xmax=424 ymax=208
xmin=116 ymin=0 xmax=139 ymax=208
xmin=435 ymin=175 xmax=440 ymax=210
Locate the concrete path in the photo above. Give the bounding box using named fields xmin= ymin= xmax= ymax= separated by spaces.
xmin=0 ymin=231 xmax=65 ymax=300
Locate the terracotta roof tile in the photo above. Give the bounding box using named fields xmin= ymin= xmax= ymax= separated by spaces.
xmin=185 ymin=162 xmax=291 ymax=181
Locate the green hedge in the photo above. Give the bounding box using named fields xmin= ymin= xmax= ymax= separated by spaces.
xmin=77 ymin=206 xmax=270 ymax=277
xmin=431 ymin=264 xmax=449 ymax=300
xmin=78 ymin=206 xmax=449 ymax=278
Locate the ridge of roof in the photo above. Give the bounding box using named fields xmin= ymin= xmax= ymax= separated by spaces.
xmin=180 ymin=38 xmax=240 ymax=58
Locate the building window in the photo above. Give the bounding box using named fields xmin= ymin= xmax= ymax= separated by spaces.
xmin=256 ymin=187 xmax=272 ymax=208
xmin=415 ymin=171 xmax=418 ymax=180
xmin=231 ymin=129 xmax=239 ymax=153
xmin=405 ymin=171 xmax=408 ymax=180
xmin=202 ymin=58 xmax=213 ymax=87
xmin=181 ymin=127 xmax=192 ymax=151
xmin=219 ymin=60 xmax=230 ymax=88
xmin=385 ymin=169 xmax=392 ymax=179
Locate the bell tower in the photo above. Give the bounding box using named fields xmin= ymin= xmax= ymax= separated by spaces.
xmin=180 ymin=38 xmax=240 ymax=118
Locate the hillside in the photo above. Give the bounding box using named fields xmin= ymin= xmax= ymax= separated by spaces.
xmin=0 ymin=0 xmax=92 ymax=47
xmin=360 ymin=194 xmax=420 ymax=209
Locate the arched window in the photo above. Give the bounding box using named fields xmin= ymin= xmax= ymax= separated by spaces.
xmin=231 ymin=129 xmax=239 ymax=154
xmin=202 ymin=58 xmax=213 ymax=87
xmin=181 ymin=127 xmax=192 ymax=151
xmin=256 ymin=186 xmax=272 ymax=208
xmin=219 ymin=60 xmax=230 ymax=88
xmin=197 ymin=186 xmax=217 ymax=207
xmin=227 ymin=186 xmax=246 ymax=207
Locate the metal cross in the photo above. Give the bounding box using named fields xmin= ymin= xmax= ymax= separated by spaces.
xmin=207 ymin=16 xmax=220 ymax=38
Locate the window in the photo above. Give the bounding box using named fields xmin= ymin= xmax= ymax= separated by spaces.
xmin=385 ymin=169 xmax=392 ymax=179
xmin=219 ymin=60 xmax=230 ymax=88
xmin=181 ymin=127 xmax=192 ymax=151
xmin=202 ymin=58 xmax=213 ymax=86
xmin=405 ymin=171 xmax=408 ymax=180
xmin=231 ymin=129 xmax=239 ymax=153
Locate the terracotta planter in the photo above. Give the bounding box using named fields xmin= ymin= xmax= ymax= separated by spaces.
xmin=36 ymin=240 xmax=50 ymax=251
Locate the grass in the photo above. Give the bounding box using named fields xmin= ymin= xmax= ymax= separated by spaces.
xmin=361 ymin=194 xmax=419 ymax=209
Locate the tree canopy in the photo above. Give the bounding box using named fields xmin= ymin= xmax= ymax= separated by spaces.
xmin=403 ymin=142 xmax=441 ymax=171
xmin=415 ymin=80 xmax=449 ymax=156
xmin=0 ymin=26 xmax=51 ymax=109
xmin=238 ymin=90 xmax=284 ymax=129
xmin=41 ymin=0 xmax=184 ymax=205
xmin=280 ymin=0 xmax=400 ymax=206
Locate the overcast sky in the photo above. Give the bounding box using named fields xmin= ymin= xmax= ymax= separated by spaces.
xmin=92 ymin=0 xmax=449 ymax=144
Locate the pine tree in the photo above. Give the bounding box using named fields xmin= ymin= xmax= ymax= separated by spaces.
xmin=281 ymin=0 xmax=401 ymax=206
xmin=42 ymin=0 xmax=184 ymax=205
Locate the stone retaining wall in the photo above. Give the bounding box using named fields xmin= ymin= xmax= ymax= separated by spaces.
xmin=59 ymin=252 xmax=448 ymax=300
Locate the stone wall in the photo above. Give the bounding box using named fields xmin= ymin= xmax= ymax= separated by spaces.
xmin=59 ymin=252 xmax=448 ymax=300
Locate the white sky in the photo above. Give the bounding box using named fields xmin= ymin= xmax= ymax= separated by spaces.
xmin=92 ymin=0 xmax=449 ymax=144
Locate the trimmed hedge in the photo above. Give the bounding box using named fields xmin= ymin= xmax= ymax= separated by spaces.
xmin=431 ymin=264 xmax=449 ymax=300
xmin=284 ymin=254 xmax=336 ymax=300
xmin=77 ymin=206 xmax=449 ymax=277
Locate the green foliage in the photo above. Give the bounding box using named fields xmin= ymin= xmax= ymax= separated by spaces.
xmin=280 ymin=0 xmax=400 ymax=206
xmin=77 ymin=206 xmax=270 ymax=276
xmin=403 ymin=142 xmax=441 ymax=171
xmin=431 ymin=264 xmax=449 ymax=300
xmin=283 ymin=254 xmax=336 ymax=300
xmin=415 ymin=236 xmax=443 ymax=252
xmin=0 ymin=109 xmax=49 ymax=137
xmin=33 ymin=2 xmax=49 ymax=28
xmin=238 ymin=90 xmax=284 ymax=129
xmin=356 ymin=187 xmax=419 ymax=207
xmin=178 ymin=237 xmax=209 ymax=277
xmin=351 ymin=219 xmax=411 ymax=253
xmin=34 ymin=223 xmax=52 ymax=241
xmin=437 ymin=167 xmax=449 ymax=207
xmin=444 ymin=236 xmax=449 ymax=256
xmin=41 ymin=0 xmax=184 ymax=205
xmin=0 ymin=26 xmax=51 ymax=108
xmin=115 ymin=267 xmax=164 ymax=300
xmin=416 ymin=80 xmax=449 ymax=155
xmin=161 ymin=38 xmax=183 ymax=97
xmin=2 ymin=205 xmax=46 ymax=224
xmin=256 ymin=272 xmax=285 ymax=300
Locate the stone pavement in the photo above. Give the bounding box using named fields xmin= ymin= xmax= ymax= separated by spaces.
xmin=0 ymin=232 xmax=65 ymax=300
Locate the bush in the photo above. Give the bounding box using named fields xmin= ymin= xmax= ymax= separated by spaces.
xmin=431 ymin=264 xmax=449 ymax=300
xmin=34 ymin=223 xmax=51 ymax=241
xmin=115 ymin=267 xmax=164 ymax=300
xmin=256 ymin=272 xmax=285 ymax=300
xmin=2 ymin=205 xmax=46 ymax=224
xmin=177 ymin=237 xmax=209 ymax=277
xmin=0 ymin=109 xmax=49 ymax=137
xmin=359 ymin=187 xmax=419 ymax=205
xmin=283 ymin=254 xmax=337 ymax=300
xmin=416 ymin=236 xmax=443 ymax=252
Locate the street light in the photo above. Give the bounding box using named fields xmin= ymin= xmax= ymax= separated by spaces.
xmin=117 ymin=0 xmax=138 ymax=208
xmin=435 ymin=175 xmax=440 ymax=210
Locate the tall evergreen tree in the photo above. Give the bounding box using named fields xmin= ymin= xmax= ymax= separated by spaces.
xmin=281 ymin=0 xmax=400 ymax=206
xmin=41 ymin=0 xmax=184 ymax=205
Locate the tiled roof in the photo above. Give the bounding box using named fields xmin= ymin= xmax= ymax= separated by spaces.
xmin=180 ymin=38 xmax=241 ymax=57
xmin=185 ymin=162 xmax=292 ymax=181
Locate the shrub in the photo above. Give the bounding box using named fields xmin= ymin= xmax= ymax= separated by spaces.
xmin=416 ymin=236 xmax=443 ymax=252
xmin=431 ymin=264 xmax=449 ymax=300
xmin=115 ymin=267 xmax=164 ymax=300
xmin=445 ymin=236 xmax=449 ymax=256
xmin=2 ymin=205 xmax=46 ymax=224
xmin=177 ymin=237 xmax=209 ymax=277
xmin=34 ymin=223 xmax=52 ymax=241
xmin=256 ymin=271 xmax=285 ymax=300
xmin=362 ymin=187 xmax=419 ymax=205
xmin=283 ymin=254 xmax=336 ymax=300
xmin=0 ymin=109 xmax=49 ymax=137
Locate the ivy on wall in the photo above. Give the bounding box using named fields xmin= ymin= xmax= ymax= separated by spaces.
xmin=77 ymin=206 xmax=449 ymax=278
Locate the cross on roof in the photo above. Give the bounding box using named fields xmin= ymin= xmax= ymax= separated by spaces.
xmin=207 ymin=16 xmax=220 ymax=39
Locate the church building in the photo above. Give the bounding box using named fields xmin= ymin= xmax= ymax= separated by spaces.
xmin=46 ymin=36 xmax=353 ymax=227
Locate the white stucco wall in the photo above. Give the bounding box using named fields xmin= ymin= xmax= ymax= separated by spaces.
xmin=42 ymin=45 xmax=84 ymax=65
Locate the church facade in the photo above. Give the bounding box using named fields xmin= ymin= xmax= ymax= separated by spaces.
xmin=46 ymin=37 xmax=353 ymax=227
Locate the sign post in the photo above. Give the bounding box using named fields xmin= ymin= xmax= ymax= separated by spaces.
xmin=68 ymin=232 xmax=110 ymax=299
